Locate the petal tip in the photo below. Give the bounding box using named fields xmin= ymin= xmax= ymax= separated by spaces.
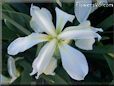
xmin=31 ymin=3 xmax=34 ymax=7
xmin=30 ymin=69 xmax=37 ymax=76
xmin=35 ymin=73 xmax=40 ymax=79
xmin=7 ymin=45 xmax=18 ymax=55
xmin=7 ymin=50 xmax=17 ymax=56
xmin=30 ymin=4 xmax=40 ymax=16
xmin=99 ymin=28 xmax=103 ymax=32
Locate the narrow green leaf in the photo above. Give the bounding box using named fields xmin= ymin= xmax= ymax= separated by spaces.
xmin=2 ymin=3 xmax=14 ymax=11
xmin=35 ymin=43 xmax=45 ymax=57
xmin=97 ymin=14 xmax=114 ymax=30
xmin=2 ymin=10 xmax=30 ymax=20
xmin=17 ymin=60 xmax=68 ymax=85
xmin=4 ymin=19 xmax=25 ymax=36
xmin=10 ymin=3 xmax=29 ymax=14
xmin=104 ymin=55 xmax=114 ymax=77
xmin=2 ymin=26 xmax=17 ymax=40
xmin=41 ymin=74 xmax=68 ymax=85
xmin=55 ymin=66 xmax=71 ymax=84
xmin=17 ymin=60 xmax=33 ymax=84
xmin=3 ymin=10 xmax=33 ymax=33
xmin=3 ymin=13 xmax=31 ymax=35
xmin=84 ymin=74 xmax=100 ymax=82
xmin=2 ymin=3 xmax=31 ymax=31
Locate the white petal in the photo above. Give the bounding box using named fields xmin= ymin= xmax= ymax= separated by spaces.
xmin=75 ymin=0 xmax=92 ymax=23
xmin=75 ymin=38 xmax=95 ymax=50
xmin=7 ymin=56 xmax=18 ymax=79
xmin=30 ymin=7 xmax=53 ymax=33
xmin=59 ymin=44 xmax=88 ymax=80
xmin=8 ymin=33 xmax=48 ymax=55
xmin=78 ymin=21 xmax=103 ymax=33
xmin=64 ymin=21 xmax=103 ymax=33
xmin=55 ymin=7 xmax=75 ymax=33
xmin=63 ymin=21 xmax=91 ymax=32
xmin=92 ymin=27 xmax=103 ymax=32
xmin=58 ymin=27 xmax=100 ymax=40
xmin=40 ymin=8 xmax=52 ymax=21
xmin=30 ymin=39 xmax=57 ymax=79
xmin=63 ymin=21 xmax=102 ymax=50
xmin=30 ymin=4 xmax=56 ymax=36
xmin=59 ymin=21 xmax=102 ymax=41
xmin=44 ymin=57 xmax=57 ymax=75
xmin=30 ymin=17 xmax=44 ymax=33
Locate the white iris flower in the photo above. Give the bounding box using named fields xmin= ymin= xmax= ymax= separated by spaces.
xmin=8 ymin=4 xmax=103 ymax=80
xmin=75 ymin=0 xmax=103 ymax=50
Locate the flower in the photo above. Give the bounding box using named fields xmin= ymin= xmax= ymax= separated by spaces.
xmin=8 ymin=4 xmax=102 ymax=80
xmin=75 ymin=0 xmax=103 ymax=50
xmin=1 ymin=56 xmax=20 ymax=84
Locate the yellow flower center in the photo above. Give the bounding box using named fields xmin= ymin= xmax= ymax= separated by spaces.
xmin=46 ymin=34 xmax=70 ymax=46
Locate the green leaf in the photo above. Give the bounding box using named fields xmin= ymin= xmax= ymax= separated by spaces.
xmin=2 ymin=3 xmax=14 ymax=11
xmin=104 ymin=55 xmax=114 ymax=77
xmin=81 ymin=45 xmax=114 ymax=54
xmin=41 ymin=74 xmax=68 ymax=85
xmin=4 ymin=18 xmax=25 ymax=36
xmin=17 ymin=60 xmax=33 ymax=84
xmin=85 ymin=53 xmax=105 ymax=60
xmin=2 ymin=26 xmax=17 ymax=40
xmin=55 ymin=66 xmax=71 ymax=84
xmin=35 ymin=43 xmax=45 ymax=57
xmin=3 ymin=13 xmax=31 ymax=35
xmin=3 ymin=10 xmax=31 ymax=29
xmin=16 ymin=59 xmax=68 ymax=85
xmin=101 ymin=36 xmax=110 ymax=40
xmin=54 ymin=46 xmax=61 ymax=59
xmin=110 ymin=80 xmax=114 ymax=85
xmin=84 ymin=74 xmax=100 ymax=82
xmin=40 ymin=65 xmax=70 ymax=85
xmin=10 ymin=3 xmax=29 ymax=14
xmin=2 ymin=4 xmax=32 ymax=35
xmin=97 ymin=14 xmax=114 ymax=30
